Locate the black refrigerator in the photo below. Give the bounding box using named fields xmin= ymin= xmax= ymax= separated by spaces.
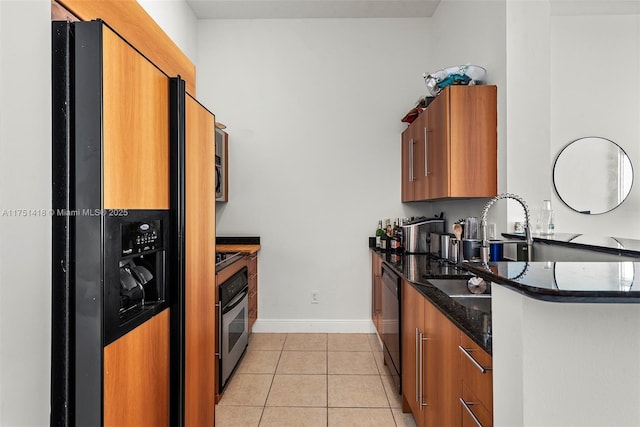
xmin=51 ymin=20 xmax=186 ymax=427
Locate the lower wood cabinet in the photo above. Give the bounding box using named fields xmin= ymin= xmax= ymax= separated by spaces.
xmin=459 ymin=332 xmax=493 ymax=426
xmin=371 ymin=251 xmax=383 ymax=335
xmin=402 ymin=280 xmax=494 ymax=426
xmin=401 ymin=280 xmax=461 ymax=426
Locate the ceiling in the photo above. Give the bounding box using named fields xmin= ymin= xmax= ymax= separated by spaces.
xmin=550 ymin=0 xmax=640 ymax=16
xmin=185 ymin=0 xmax=442 ymax=19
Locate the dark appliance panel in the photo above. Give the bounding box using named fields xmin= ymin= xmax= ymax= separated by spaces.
xmin=381 ymin=263 xmax=402 ymax=393
xmin=218 ymin=267 xmax=249 ymax=391
xmin=104 ymin=210 xmax=170 ymax=345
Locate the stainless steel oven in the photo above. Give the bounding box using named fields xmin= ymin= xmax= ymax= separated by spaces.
xmin=382 ymin=263 xmax=401 ymax=393
xmin=218 ymin=266 xmax=249 ymax=390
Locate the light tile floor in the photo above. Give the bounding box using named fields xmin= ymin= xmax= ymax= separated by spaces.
xmin=216 ymin=333 xmax=418 ymax=427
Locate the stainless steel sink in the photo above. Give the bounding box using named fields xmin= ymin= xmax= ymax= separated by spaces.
xmin=427 ymin=278 xmax=492 ymax=313
xmin=450 ymin=295 xmax=492 ymax=313
xmin=427 ymin=279 xmax=491 ymax=297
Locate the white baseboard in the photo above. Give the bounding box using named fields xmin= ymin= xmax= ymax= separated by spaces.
xmin=251 ymin=318 xmax=377 ymax=334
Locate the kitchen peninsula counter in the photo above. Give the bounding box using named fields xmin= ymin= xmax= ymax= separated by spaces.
xmin=375 ymin=245 xmax=640 ymax=425
xmin=503 ymin=232 xmax=640 ymax=260
xmin=463 ymin=260 xmax=640 ymax=303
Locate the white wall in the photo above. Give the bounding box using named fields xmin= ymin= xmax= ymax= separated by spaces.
xmin=138 ymin=0 xmax=198 ymax=63
xmin=550 ymin=14 xmax=640 ymax=237
xmin=421 ymin=0 xmax=509 ymax=233
xmin=506 ymin=1 xmax=640 ymax=239
xmin=505 ymin=0 xmax=553 ymax=232
xmin=0 ymin=1 xmax=51 ymax=425
xmin=198 ymin=18 xmax=431 ymax=331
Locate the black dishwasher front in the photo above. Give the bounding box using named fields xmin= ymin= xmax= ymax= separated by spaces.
xmin=381 ymin=263 xmax=401 ymax=393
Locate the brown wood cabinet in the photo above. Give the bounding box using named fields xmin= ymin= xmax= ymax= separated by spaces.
xmin=401 ymin=279 xmax=495 ymax=427
xmin=248 ymin=252 xmax=259 ymax=331
xmin=401 ymin=280 xmax=424 ymax=418
xmin=56 ymin=0 xmax=196 ymax=94
xmin=401 ymin=85 xmax=497 ymax=202
xmin=401 ymin=280 xmax=461 ymax=427
xmin=459 ymin=332 xmax=493 ymax=426
xmin=401 ymin=113 xmax=429 ymax=201
xmin=371 ymin=251 xmax=383 ymax=335
xmin=184 ymin=94 xmax=217 ymax=426
xmin=401 ymin=127 xmax=414 ymax=202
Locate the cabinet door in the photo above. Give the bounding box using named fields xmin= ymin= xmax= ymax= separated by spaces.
xmin=449 ymin=86 xmax=497 ymax=198
xmin=371 ymin=252 xmax=383 ymax=335
xmin=184 ymin=95 xmax=216 ymax=427
xmin=102 ymin=26 xmax=169 ymax=210
xmin=401 ymin=281 xmax=424 ymax=423
xmin=423 ymin=299 xmax=462 ymax=427
xmin=401 ymin=127 xmax=415 ymax=202
xmin=460 ymin=333 xmax=493 ymax=417
xmin=412 ymin=112 xmax=429 ymax=201
xmin=427 ymin=91 xmax=450 ymax=200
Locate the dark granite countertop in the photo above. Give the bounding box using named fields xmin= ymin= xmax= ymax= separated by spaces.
xmin=503 ymin=232 xmax=640 ymax=258
xmin=462 ymin=260 xmax=640 ymax=303
xmin=374 ymin=251 xmax=492 ymax=354
xmin=374 ymin=245 xmax=640 ymax=355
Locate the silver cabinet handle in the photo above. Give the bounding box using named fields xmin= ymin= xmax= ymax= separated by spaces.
xmin=424 ymin=127 xmax=430 ymax=176
xmin=415 ymin=327 xmax=419 ymax=403
xmin=216 ymin=302 xmax=222 ymax=360
xmin=373 ymin=275 xmax=380 ymax=314
xmin=418 ymin=330 xmax=423 ymax=410
xmin=460 ymin=398 xmax=484 ymax=427
xmin=419 ymin=332 xmax=429 ymax=409
xmin=409 ymin=139 xmax=415 ymax=182
xmin=459 ymin=345 xmax=491 ymax=373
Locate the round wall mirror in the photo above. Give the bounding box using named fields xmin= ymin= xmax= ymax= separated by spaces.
xmin=553 ymin=137 xmax=633 ymax=214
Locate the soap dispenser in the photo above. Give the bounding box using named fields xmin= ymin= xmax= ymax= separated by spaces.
xmin=539 ymin=199 xmax=555 ymax=236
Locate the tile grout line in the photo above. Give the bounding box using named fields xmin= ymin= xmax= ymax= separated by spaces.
xmin=258 ymin=333 xmax=287 ymax=426
xmin=222 ymin=333 xmax=405 ymax=427
xmin=326 ymin=335 xmax=329 ymax=427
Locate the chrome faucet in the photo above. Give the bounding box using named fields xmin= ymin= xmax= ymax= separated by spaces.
xmin=480 ymin=193 xmax=532 ymax=263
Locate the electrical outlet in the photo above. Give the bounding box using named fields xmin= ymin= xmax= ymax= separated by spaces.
xmin=311 ymin=291 xmax=319 ymax=304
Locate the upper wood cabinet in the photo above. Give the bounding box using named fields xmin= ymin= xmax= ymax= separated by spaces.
xmin=55 ymin=0 xmax=196 ymax=94
xmin=102 ymin=26 xmax=170 ymax=209
xmin=184 ymin=94 xmax=217 ymax=427
xmin=401 ymin=85 xmax=497 ymax=202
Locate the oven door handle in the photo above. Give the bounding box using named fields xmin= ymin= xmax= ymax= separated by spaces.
xmin=222 ymin=287 xmax=249 ymax=314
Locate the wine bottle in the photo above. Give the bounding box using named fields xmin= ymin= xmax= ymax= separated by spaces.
xmin=390 ymin=219 xmax=399 ymax=252
xmin=375 ymin=220 xmax=383 ymax=250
